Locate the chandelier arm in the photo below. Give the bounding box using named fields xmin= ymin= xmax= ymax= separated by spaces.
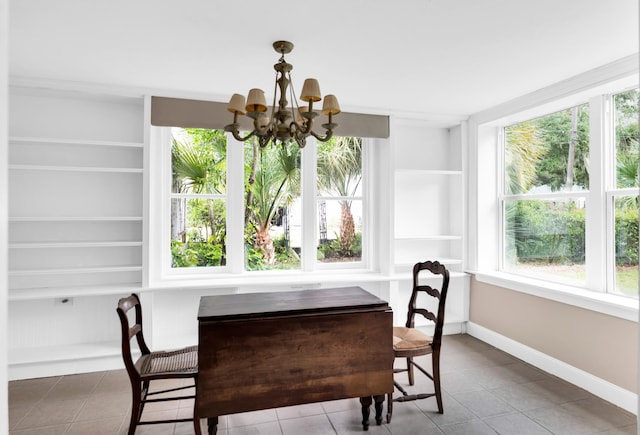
xmin=225 ymin=125 xmax=258 ymax=142
xmin=293 ymin=106 xmax=316 ymax=135
xmin=309 ymin=128 xmax=334 ymax=143
xmin=289 ymin=119 xmax=306 ymax=135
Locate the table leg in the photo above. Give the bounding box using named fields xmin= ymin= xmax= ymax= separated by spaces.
xmin=207 ymin=417 xmax=218 ymax=435
xmin=359 ymin=396 xmax=372 ymax=430
xmin=374 ymin=395 xmax=385 ymax=425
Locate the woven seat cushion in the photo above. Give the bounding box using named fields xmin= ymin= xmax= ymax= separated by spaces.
xmin=393 ymin=326 xmax=433 ymax=351
xmin=140 ymin=345 xmax=198 ymax=375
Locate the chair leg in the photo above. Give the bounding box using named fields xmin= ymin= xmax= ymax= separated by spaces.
xmin=406 ymin=357 xmax=414 ymax=385
xmin=386 ymin=392 xmax=393 ymax=424
xmin=432 ymin=349 xmax=443 ymax=414
xmin=127 ymin=385 xmax=142 ymax=435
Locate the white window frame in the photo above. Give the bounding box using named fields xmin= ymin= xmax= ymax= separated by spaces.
xmin=469 ymin=59 xmax=639 ymax=321
xmin=147 ymin=127 xmax=372 ymax=286
xmin=315 ymin=139 xmax=370 ymax=271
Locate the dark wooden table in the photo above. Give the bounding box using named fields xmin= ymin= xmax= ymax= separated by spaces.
xmin=196 ymin=287 xmax=394 ymax=433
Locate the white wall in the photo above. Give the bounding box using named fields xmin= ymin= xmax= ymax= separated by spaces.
xmin=1 ymin=0 xmax=10 ymax=431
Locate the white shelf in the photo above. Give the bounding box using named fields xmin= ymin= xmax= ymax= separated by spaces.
xmin=389 ymin=271 xmax=469 ymax=281
xmin=395 ymin=235 xmax=462 ymax=241
xmin=395 ymin=258 xmax=462 ymax=267
xmin=9 ymin=265 xmax=143 ymax=276
xmin=10 ymin=216 xmax=143 ymax=222
xmin=9 ymin=136 xmax=144 ymax=148
xmin=395 ymin=168 xmax=462 ymax=175
xmin=9 ymin=164 xmax=143 ymax=173
xmin=8 ymin=283 xmax=142 ymax=301
xmin=9 ymin=241 xmax=143 ymax=249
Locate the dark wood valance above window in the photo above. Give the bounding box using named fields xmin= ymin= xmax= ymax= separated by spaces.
xmin=151 ymin=96 xmax=389 ymax=139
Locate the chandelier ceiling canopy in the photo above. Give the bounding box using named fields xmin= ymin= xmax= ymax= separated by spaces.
xmin=225 ymin=41 xmax=340 ymax=148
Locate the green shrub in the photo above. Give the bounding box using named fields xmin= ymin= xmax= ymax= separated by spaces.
xmin=509 ymin=200 xmax=638 ymax=266
xmin=171 ymin=239 xmax=224 ymax=267
xmin=615 ymin=207 xmax=639 ymax=265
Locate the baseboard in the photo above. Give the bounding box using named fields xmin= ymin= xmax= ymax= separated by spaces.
xmin=9 ymin=355 xmax=125 ymax=381
xmin=415 ymin=321 xmax=466 ymax=337
xmin=466 ymin=322 xmax=637 ymax=415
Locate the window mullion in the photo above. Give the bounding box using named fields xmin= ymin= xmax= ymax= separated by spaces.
xmin=301 ymin=138 xmax=317 ymax=272
xmin=497 ymin=127 xmax=506 ymax=272
xmin=585 ymin=95 xmax=608 ymax=291
xmin=226 ymin=133 xmax=245 ymax=274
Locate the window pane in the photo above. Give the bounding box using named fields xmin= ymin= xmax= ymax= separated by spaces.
xmin=244 ymin=140 xmax=301 ymax=271
xmin=170 ymin=128 xmax=227 ymax=269
xmin=317 ymin=137 xmax=363 ymax=264
xmin=317 ymin=199 xmax=362 ymax=263
xmin=614 ymin=196 xmax=639 ymax=297
xmin=504 ymin=199 xmax=585 ymax=286
xmin=614 ymin=89 xmax=639 ymax=189
xmin=171 ymin=198 xmax=226 ymax=267
xmin=171 ymin=129 xmax=227 ymax=194
xmin=505 ymin=104 xmax=589 ymax=195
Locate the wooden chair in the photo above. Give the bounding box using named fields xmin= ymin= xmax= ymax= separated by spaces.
xmin=387 ymin=260 xmax=450 ymax=423
xmin=117 ymin=293 xmax=201 ymax=435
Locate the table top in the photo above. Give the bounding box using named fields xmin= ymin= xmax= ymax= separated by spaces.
xmin=198 ymin=286 xmax=389 ymax=321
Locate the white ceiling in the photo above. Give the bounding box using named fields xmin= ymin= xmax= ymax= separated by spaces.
xmin=9 ymin=0 xmax=639 ymax=123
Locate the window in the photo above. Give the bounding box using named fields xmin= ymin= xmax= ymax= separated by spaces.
xmin=156 ymin=126 xmax=368 ymax=280
xmin=502 ymin=104 xmax=589 ymax=286
xmin=316 ymin=137 xmax=363 ymax=266
xmin=499 ymin=89 xmax=639 ymax=297
xmin=170 ymin=128 xmax=227 ymax=269
xmin=243 ymin=139 xmax=302 ymax=271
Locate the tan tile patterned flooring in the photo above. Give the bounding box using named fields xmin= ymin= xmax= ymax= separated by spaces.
xmin=9 ymin=334 xmax=637 ymax=434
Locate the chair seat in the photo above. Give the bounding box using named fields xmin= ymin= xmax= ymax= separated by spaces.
xmin=393 ymin=326 xmax=433 ymax=353
xmin=138 ymin=345 xmax=198 ymax=376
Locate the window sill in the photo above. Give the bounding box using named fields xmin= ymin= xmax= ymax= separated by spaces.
xmin=148 ymin=269 xmax=391 ymax=292
xmin=472 ymin=271 xmax=638 ymax=322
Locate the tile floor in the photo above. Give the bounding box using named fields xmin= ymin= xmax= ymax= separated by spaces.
xmin=8 ymin=334 xmax=637 ymax=434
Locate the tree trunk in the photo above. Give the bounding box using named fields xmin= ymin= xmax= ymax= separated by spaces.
xmin=171 ymin=197 xmax=186 ymax=242
xmin=255 ymin=227 xmax=275 ymax=265
xmin=566 ymin=106 xmax=578 ymax=189
xmin=208 ymin=202 xmax=215 ymax=240
xmin=245 ymin=141 xmax=259 ymax=224
xmin=340 ymin=202 xmax=355 ymax=255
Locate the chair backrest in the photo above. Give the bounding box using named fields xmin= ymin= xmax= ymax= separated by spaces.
xmin=117 ymin=293 xmax=151 ymax=379
xmin=405 ymin=260 xmax=450 ymax=347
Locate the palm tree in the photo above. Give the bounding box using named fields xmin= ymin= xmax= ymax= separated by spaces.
xmin=505 ymin=121 xmax=546 ymax=194
xmin=245 ymin=141 xmax=301 ymax=265
xmin=317 ymin=137 xmax=362 ymax=256
xmin=171 ymin=130 xmax=226 ymax=244
xmin=616 ymin=153 xmax=639 ymax=210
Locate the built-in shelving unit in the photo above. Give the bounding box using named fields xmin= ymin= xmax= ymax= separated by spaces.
xmin=391 ymin=119 xmax=465 ymax=272
xmin=387 ymin=117 xmax=469 ymax=330
xmin=7 ymin=86 xmax=145 ymax=379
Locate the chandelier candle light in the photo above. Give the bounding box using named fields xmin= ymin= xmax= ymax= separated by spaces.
xmin=225 ymin=41 xmax=340 ymax=148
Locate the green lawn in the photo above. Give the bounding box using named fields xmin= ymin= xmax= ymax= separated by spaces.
xmin=616 ymin=267 xmax=639 ymax=296
xmin=513 ymin=262 xmax=638 ymax=297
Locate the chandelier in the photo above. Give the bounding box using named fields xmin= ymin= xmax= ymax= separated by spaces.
xmin=224 ymin=41 xmax=340 ymax=148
